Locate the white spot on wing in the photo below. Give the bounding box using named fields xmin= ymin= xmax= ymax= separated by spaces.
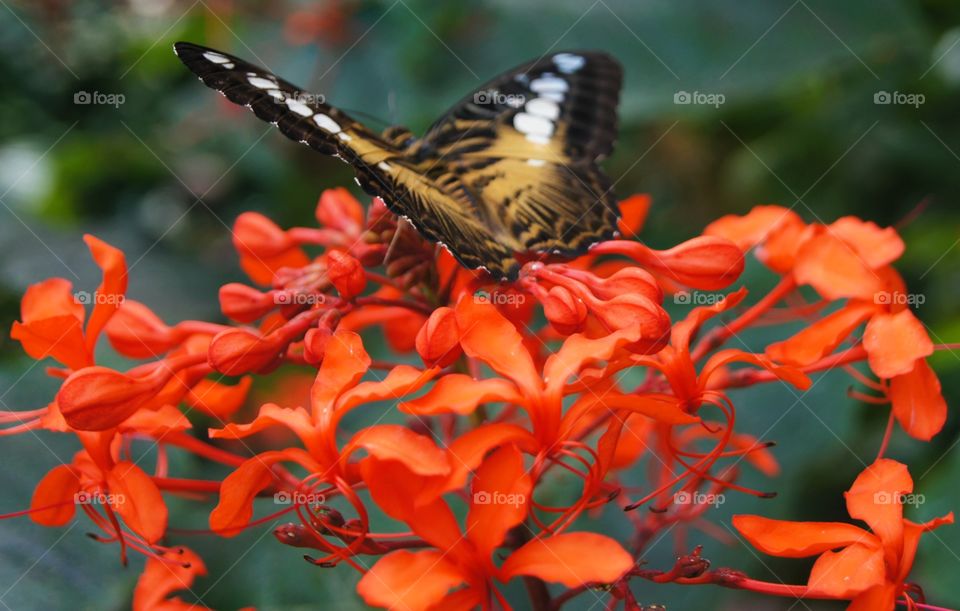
xmin=527 ymin=158 xmax=547 ymax=167
xmin=313 ymin=114 xmax=341 ymax=133
xmin=513 ymin=112 xmax=554 ymax=141
xmin=525 ymin=97 xmax=560 ymax=120
xmin=553 ymin=53 xmax=585 ymax=74
xmin=203 ymin=52 xmax=230 ymax=64
xmin=248 ymin=76 xmax=277 ymax=89
xmin=377 ymin=162 xmax=392 ymax=171
xmin=530 ymin=75 xmax=568 ymax=93
xmin=285 ymin=98 xmax=313 ymax=116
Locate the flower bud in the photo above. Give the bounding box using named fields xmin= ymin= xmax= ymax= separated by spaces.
xmin=593 ymin=267 xmax=662 ymax=303
xmin=647 ymin=237 xmax=744 ymax=290
xmin=593 ymin=294 xmax=670 ymax=353
xmin=326 ymin=250 xmax=366 ymax=299
xmin=542 ymin=285 xmax=588 ymax=335
xmin=303 ymin=326 xmax=333 ymax=365
xmin=219 ymin=283 xmax=276 ymax=323
xmin=415 ymin=307 xmax=461 ymax=367
xmin=208 ymin=328 xmax=284 ymax=375
xmin=58 ymin=366 xmax=168 ymax=431
xmin=105 ymin=300 xmax=176 ymax=358
xmin=315 ymin=187 xmax=364 ymax=235
xmin=233 ymin=212 xmax=294 ymax=258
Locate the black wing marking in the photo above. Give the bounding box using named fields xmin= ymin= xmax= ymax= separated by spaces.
xmin=174 ymin=41 xmax=518 ymax=278
xmin=420 ymin=51 xmax=623 ymax=162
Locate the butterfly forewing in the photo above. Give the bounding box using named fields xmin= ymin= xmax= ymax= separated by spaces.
xmin=175 ymin=43 xmax=623 ymax=280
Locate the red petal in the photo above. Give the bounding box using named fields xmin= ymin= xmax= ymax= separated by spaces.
xmin=671 ymin=287 xmax=748 ymax=351
xmin=337 ymin=365 xmax=436 ymax=414
xmin=11 ymin=316 xmax=90 ymax=371
xmin=346 ymin=425 xmax=450 ymax=477
xmin=828 ymin=217 xmax=904 ymax=269
xmin=82 ymin=235 xmax=128 ymax=351
xmin=844 ymin=459 xmax=912 ymax=565
xmin=704 ymin=205 xmax=803 ymax=252
xmin=501 ymin=533 xmax=633 ymax=587
xmin=438 ymin=424 xmax=536 ymax=495
xmin=357 ymin=550 xmax=465 ymax=611
xmin=210 ymin=449 xmax=318 ymax=536
xmin=30 ymin=465 xmax=81 ymax=526
xmin=467 ymin=445 xmax=531 ymax=558
xmin=543 ymin=329 xmax=639 ymax=401
xmin=766 ymin=303 xmax=874 ymax=366
xmin=616 ymin=194 xmax=651 ymax=237
xmin=794 ymin=233 xmax=884 ymax=300
xmin=848 ymin=584 xmax=898 ymax=611
xmin=20 ymin=277 xmax=85 ymax=323
xmin=897 ymin=513 xmax=954 ymax=582
xmin=210 ymin=403 xmax=320 ymax=454
xmin=732 ymin=515 xmax=876 ymax=558
xmin=133 ymin=547 xmax=208 ymax=611
xmin=311 ymin=330 xmax=370 ymax=422
xmin=863 ymin=310 xmax=933 ymax=379
xmin=889 ymin=359 xmax=947 ymax=441
xmin=185 ymin=376 xmax=253 ymax=419
xmin=702 ymin=349 xmax=811 ymax=390
xmin=455 ymin=298 xmax=540 ymax=398
xmin=400 ymin=374 xmax=521 ymax=416
xmin=807 ymin=542 xmax=886 ymax=597
xmin=106 ymin=461 xmax=167 ymax=543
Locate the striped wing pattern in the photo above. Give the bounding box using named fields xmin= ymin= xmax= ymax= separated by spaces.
xmin=174 ymin=42 xmax=623 ymax=279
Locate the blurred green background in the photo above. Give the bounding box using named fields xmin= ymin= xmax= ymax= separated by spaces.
xmin=1 ymin=0 xmax=959 ymax=609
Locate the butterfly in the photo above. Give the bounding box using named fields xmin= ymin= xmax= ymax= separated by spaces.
xmin=174 ymin=42 xmax=623 ymax=280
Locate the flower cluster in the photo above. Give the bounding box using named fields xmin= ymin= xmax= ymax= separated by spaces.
xmin=2 ymin=191 xmax=953 ymax=610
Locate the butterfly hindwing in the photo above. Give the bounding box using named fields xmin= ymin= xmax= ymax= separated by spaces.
xmin=175 ymin=44 xmax=623 ymax=280
xmin=406 ymin=51 xmax=623 ymax=268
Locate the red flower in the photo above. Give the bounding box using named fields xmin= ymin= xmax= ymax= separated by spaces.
xmin=207 ymin=329 xmax=438 ymax=537
xmin=11 ymin=235 xmax=126 ymax=371
xmin=133 ymin=547 xmax=209 ymax=610
xmin=357 ymin=445 xmax=634 ymax=610
xmin=734 ymin=459 xmax=953 ymax=610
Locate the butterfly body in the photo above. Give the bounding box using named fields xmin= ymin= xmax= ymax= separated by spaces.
xmin=174 ymin=43 xmax=623 ymax=279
